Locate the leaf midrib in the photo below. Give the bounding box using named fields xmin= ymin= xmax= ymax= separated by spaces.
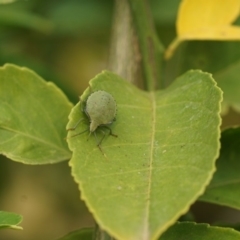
xmin=142 ymin=91 xmax=156 ymax=239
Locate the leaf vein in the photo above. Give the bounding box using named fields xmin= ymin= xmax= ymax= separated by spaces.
xmin=0 ymin=126 xmax=70 ymax=155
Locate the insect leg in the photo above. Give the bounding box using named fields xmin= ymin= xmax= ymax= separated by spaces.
xmin=103 ymin=126 xmax=117 ymax=137
xmin=67 ymin=129 xmax=88 ymax=138
xmin=94 ymin=131 xmax=105 ymax=154
xmin=67 ymin=118 xmax=85 ymax=131
xmin=87 ymin=131 xmax=92 ymax=141
xmin=79 ymin=97 xmax=86 ymax=112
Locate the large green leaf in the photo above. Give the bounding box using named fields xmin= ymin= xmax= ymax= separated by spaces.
xmin=159 ymin=222 xmax=240 ymax=240
xmin=67 ymin=70 xmax=222 ymax=240
xmin=0 ymin=211 xmax=22 ymax=230
xmin=199 ymin=127 xmax=240 ymax=209
xmin=0 ymin=64 xmax=72 ymax=164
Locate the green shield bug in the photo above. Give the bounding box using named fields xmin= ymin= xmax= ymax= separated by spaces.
xmin=68 ymin=90 xmax=117 ymax=154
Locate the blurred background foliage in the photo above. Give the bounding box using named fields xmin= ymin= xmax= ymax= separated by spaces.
xmin=0 ymin=0 xmax=240 ymax=240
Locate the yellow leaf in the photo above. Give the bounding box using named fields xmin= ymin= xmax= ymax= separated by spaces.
xmin=177 ymin=0 xmax=240 ymax=38
xmin=165 ymin=0 xmax=240 ymax=59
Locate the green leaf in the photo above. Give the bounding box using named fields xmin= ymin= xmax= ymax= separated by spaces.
xmin=168 ymin=41 xmax=240 ymax=115
xmin=56 ymin=228 xmax=93 ymax=240
xmin=199 ymin=127 xmax=240 ymax=209
xmin=0 ymin=0 xmax=16 ymax=4
xmin=67 ymin=70 xmax=222 ymax=240
xmin=48 ymin=1 xmax=112 ymax=34
xmin=0 ymin=8 xmax=53 ymax=33
xmin=0 ymin=211 xmax=22 ymax=230
xmin=214 ymin=61 xmax=240 ymax=114
xmin=0 ymin=64 xmax=72 ymax=164
xmin=159 ymin=222 xmax=240 ymax=240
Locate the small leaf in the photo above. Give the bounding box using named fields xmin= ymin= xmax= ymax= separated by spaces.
xmin=214 ymin=62 xmax=240 ymax=114
xmin=0 ymin=211 xmax=22 ymax=230
xmin=0 ymin=64 xmax=72 ymax=164
xmin=159 ymin=222 xmax=240 ymax=240
xmin=67 ymin=70 xmax=222 ymax=240
xmin=199 ymin=127 xmax=240 ymax=209
xmin=56 ymin=228 xmax=93 ymax=240
xmin=165 ymin=0 xmax=240 ymax=59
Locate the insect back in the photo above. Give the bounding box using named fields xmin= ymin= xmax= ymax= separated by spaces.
xmin=68 ymin=90 xmax=117 ymax=154
xmin=86 ymin=90 xmax=117 ymax=132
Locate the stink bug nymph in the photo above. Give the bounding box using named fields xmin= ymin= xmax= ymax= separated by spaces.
xmin=68 ymin=90 xmax=117 ymax=154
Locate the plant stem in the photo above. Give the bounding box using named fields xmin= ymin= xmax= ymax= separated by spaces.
xmin=108 ymin=0 xmax=144 ymax=88
xmin=128 ymin=0 xmax=164 ymax=91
